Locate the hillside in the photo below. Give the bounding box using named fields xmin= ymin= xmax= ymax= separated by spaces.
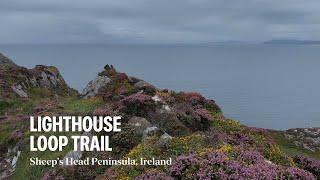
xmin=0 ymin=54 xmax=319 ymax=179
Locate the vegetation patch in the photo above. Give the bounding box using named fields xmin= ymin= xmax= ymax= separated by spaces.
xmin=271 ymin=131 xmax=320 ymax=160
xmin=0 ymin=100 xmax=11 ymax=115
xmin=63 ymin=97 xmax=104 ymax=113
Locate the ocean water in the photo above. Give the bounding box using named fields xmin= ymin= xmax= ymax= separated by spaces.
xmin=0 ymin=44 xmax=319 ymax=130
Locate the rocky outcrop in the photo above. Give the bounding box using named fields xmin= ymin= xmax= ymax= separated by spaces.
xmin=128 ymin=116 xmax=152 ymax=135
xmin=285 ymin=128 xmax=320 ymax=152
xmin=0 ymin=144 xmax=21 ymax=179
xmin=0 ymin=53 xmax=17 ymax=69
xmin=0 ymin=54 xmax=76 ymax=99
xmin=82 ymin=75 xmax=111 ymax=98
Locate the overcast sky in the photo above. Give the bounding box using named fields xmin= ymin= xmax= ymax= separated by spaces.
xmin=0 ymin=0 xmax=319 ymax=44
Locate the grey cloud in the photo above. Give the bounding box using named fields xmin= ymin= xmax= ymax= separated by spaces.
xmin=0 ymin=0 xmax=319 ymax=43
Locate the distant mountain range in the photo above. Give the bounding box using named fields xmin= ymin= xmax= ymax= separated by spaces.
xmin=262 ymin=40 xmax=320 ymax=45
xmin=205 ymin=40 xmax=320 ymax=45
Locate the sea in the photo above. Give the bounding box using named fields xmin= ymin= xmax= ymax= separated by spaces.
xmin=1 ymin=44 xmax=319 ymax=130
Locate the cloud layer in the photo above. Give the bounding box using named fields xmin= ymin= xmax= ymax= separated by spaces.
xmin=0 ymin=0 xmax=319 ymax=43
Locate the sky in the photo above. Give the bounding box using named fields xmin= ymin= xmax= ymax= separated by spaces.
xmin=0 ymin=0 xmax=319 ymax=44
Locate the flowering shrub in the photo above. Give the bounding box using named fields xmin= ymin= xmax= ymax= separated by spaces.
xmin=103 ymin=168 xmax=126 ymax=180
xmin=135 ymin=169 xmax=174 ymax=180
xmin=169 ymin=147 xmax=316 ymax=180
xmin=179 ymin=92 xmax=206 ymax=105
xmin=294 ymin=155 xmax=320 ymax=177
xmin=93 ymin=107 xmax=113 ymax=116
xmin=121 ymin=93 xmax=155 ymax=116
xmin=194 ymin=108 xmax=212 ymax=121
xmin=117 ymin=85 xmax=128 ymax=95
xmin=175 ymin=105 xmax=212 ymax=131
xmin=41 ymin=170 xmax=65 ymax=180
xmin=111 ymin=125 xmax=142 ymax=153
xmin=177 ymin=92 xmax=221 ymax=114
xmin=212 ymin=119 xmax=244 ymax=132
xmin=122 ymin=93 xmax=152 ymax=104
xmin=168 ymin=134 xmax=206 ymax=155
xmin=114 ymin=72 xmax=128 ymax=81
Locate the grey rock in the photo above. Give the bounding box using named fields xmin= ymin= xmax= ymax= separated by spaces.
xmin=128 ymin=116 xmax=151 ymax=135
xmin=156 ymin=133 xmax=172 ymax=148
xmin=134 ymin=80 xmax=151 ymax=88
xmin=11 ymin=151 xmax=20 ymax=168
xmin=62 ymin=151 xmax=82 ymax=165
xmin=285 ymin=128 xmax=320 ymax=152
xmin=11 ymin=84 xmax=28 ymax=98
xmin=62 ymin=132 xmax=92 ymax=166
xmin=143 ymin=126 xmax=161 ymax=139
xmin=0 ymin=145 xmax=21 ymax=179
xmin=82 ymin=75 xmax=111 ymax=98
xmin=128 ymin=76 xmax=141 ymax=84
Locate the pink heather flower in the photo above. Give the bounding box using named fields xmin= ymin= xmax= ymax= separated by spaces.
xmin=93 ymin=107 xmax=113 ymax=116
xmin=180 ymin=92 xmax=206 ymax=104
xmin=170 ymin=148 xmax=316 ymax=179
xmin=195 ymin=108 xmax=212 ymax=121
xmin=135 ymin=169 xmax=174 ymax=180
xmin=121 ymin=93 xmax=152 ymax=104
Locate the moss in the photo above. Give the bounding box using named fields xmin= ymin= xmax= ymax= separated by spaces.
xmin=63 ymin=97 xmax=104 ymax=113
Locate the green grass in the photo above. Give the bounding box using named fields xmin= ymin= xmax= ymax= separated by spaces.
xmin=63 ymin=97 xmax=104 ymax=113
xmin=211 ymin=119 xmax=245 ymax=132
xmin=271 ymin=131 xmax=320 ymax=160
xmin=13 ymin=131 xmax=77 ymax=180
xmin=0 ymin=100 xmax=11 ymax=115
xmin=0 ymin=123 xmax=16 ymax=145
xmin=1 ymin=88 xmax=54 ymax=115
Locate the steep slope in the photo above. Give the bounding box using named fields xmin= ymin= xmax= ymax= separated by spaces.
xmin=0 ymin=53 xmax=18 ymax=68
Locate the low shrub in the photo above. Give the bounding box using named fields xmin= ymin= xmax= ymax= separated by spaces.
xmin=0 ymin=100 xmax=11 ymax=115
xmin=170 ymin=147 xmax=316 ymax=180
xmin=294 ymin=155 xmax=320 ymax=177
xmin=121 ymin=93 xmax=155 ymax=116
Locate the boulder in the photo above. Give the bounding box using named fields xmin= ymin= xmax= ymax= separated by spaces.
xmin=11 ymin=84 xmax=28 ymax=98
xmin=128 ymin=116 xmax=151 ymax=135
xmin=134 ymin=80 xmax=156 ymax=95
xmin=82 ymin=75 xmax=111 ymax=98
xmin=134 ymin=81 xmax=151 ymax=88
xmin=156 ymin=133 xmax=172 ymax=148
xmin=143 ymin=126 xmax=161 ymax=139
